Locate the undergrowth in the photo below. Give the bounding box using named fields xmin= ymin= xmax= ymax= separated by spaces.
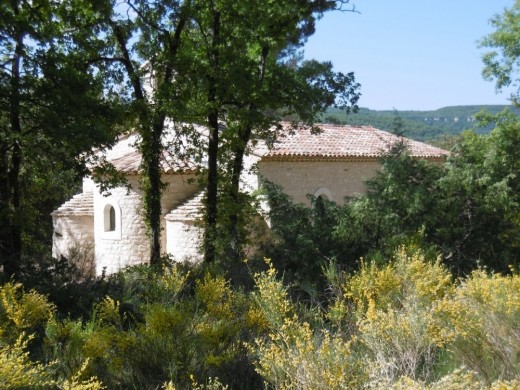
xmin=2 ymin=247 xmax=520 ymax=388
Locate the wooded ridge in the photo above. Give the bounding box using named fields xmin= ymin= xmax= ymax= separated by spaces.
xmin=322 ymin=105 xmax=520 ymax=141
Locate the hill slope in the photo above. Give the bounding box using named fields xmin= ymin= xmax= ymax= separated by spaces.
xmin=321 ymin=105 xmax=518 ymax=142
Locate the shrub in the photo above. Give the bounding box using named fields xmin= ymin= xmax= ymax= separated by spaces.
xmin=435 ymin=269 xmax=520 ymax=383
xmin=344 ymin=248 xmax=453 ymax=384
xmin=44 ymin=263 xmax=263 ymax=389
xmin=0 ymin=283 xmax=104 ymax=389
xmin=250 ymin=259 xmax=366 ymax=389
xmin=0 ymin=333 xmax=54 ymax=389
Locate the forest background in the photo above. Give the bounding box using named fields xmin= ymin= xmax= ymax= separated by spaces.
xmin=3 ymin=0 xmax=520 ymax=388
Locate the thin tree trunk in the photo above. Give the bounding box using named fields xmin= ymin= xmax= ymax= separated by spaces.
xmin=141 ymin=122 xmax=164 ymax=268
xmin=225 ymin=47 xmax=268 ymax=262
xmin=205 ymin=113 xmax=219 ymax=263
xmin=3 ymin=23 xmax=24 ymax=277
xmin=226 ymin=125 xmax=252 ymax=262
xmin=204 ymin=8 xmax=221 ymax=263
xmin=110 ymin=11 xmax=187 ymax=268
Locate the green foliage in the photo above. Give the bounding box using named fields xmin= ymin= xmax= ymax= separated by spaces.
xmin=262 ymin=111 xmax=520 ymax=277
xmin=480 ymin=0 xmax=520 ymax=103
xmin=43 ymin=263 xmax=264 ymax=389
xmin=260 ymin=181 xmax=370 ymax=286
xmin=260 ymin=150 xmax=443 ymax=284
xmin=0 ymin=0 xmax=123 ymax=277
xmin=361 ymin=143 xmax=444 ymax=252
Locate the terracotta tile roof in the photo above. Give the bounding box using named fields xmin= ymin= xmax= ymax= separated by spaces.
xmin=107 ymin=147 xmax=198 ymax=175
xmin=164 ymin=192 xmax=205 ymax=222
xmin=262 ymin=123 xmax=449 ymax=161
xmin=91 ymin=122 xmax=447 ymax=173
xmin=89 ymin=124 xmax=204 ymax=175
xmin=51 ymin=191 xmax=93 ymax=217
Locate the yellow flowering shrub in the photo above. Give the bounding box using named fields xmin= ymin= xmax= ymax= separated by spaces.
xmin=192 ymin=272 xmax=263 ymax=378
xmin=251 ymin=260 xmax=366 ymax=389
xmin=359 ymin=301 xmax=439 ymax=384
xmin=94 ymin=296 xmax=123 ymax=328
xmin=195 ymin=274 xmax=235 ymax=319
xmin=162 ymin=376 xmax=228 ymax=390
xmin=59 ymin=358 xmax=106 ymax=390
xmin=0 ymin=333 xmax=54 ymax=389
xmin=54 ymin=269 xmax=263 ymax=389
xmin=346 ymin=247 xmax=453 ymax=317
xmin=251 ymin=258 xmax=294 ymax=329
xmin=159 ymin=264 xmax=190 ymax=299
xmin=435 ymin=269 xmax=520 ymax=382
xmin=0 ymin=282 xmax=55 ymax=341
xmin=342 ymin=248 xmax=454 ymax=383
xmin=0 ymin=332 xmax=105 ymax=389
xmin=369 ymin=369 xmax=520 ymax=389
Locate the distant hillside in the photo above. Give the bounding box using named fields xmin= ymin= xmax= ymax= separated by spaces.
xmin=321 ymin=105 xmax=518 ymax=142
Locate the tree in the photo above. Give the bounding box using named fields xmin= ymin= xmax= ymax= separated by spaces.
xmin=55 ymin=0 xmax=360 ymax=268
xmin=60 ymin=0 xmax=195 ymax=269
xmin=439 ymin=113 xmax=520 ymax=272
xmin=0 ymin=1 xmax=117 ymax=277
xmin=173 ymin=0 xmax=360 ymax=263
xmin=480 ymin=0 xmax=520 ymax=103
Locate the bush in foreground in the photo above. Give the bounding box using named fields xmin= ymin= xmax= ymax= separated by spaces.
xmin=3 ymin=248 xmax=520 ymax=388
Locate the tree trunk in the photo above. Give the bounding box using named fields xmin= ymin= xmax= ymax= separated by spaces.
xmin=112 ymin=21 xmax=164 ymax=269
xmin=3 ymin=25 xmax=24 ymax=278
xmin=205 ymin=113 xmax=219 ymax=263
xmin=110 ymin=11 xmax=187 ymax=269
xmin=226 ymin=125 xmax=252 ymax=262
xmin=225 ymin=48 xmax=268 ymax=262
xmin=204 ymin=8 xmax=221 ymax=263
xmin=141 ymin=121 xmax=164 ymax=268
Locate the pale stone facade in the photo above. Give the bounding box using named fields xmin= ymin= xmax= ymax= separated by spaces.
xmin=53 ymin=171 xmax=200 ymax=274
xmin=52 ymin=123 xmax=448 ymax=274
xmin=164 ymin=192 xmax=204 ymax=262
xmin=257 ymin=160 xmax=381 ymax=205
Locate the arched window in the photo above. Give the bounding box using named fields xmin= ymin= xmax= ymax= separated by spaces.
xmin=315 ymin=194 xmax=326 ymax=219
xmin=102 ymin=202 xmax=121 ymax=240
xmin=105 ymin=205 xmax=116 ymax=232
xmin=313 ymin=188 xmax=332 ymax=224
xmin=313 ymin=187 xmax=333 ymax=202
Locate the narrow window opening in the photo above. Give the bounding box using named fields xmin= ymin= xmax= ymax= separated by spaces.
xmin=315 ymin=195 xmax=326 ymax=220
xmin=102 ymin=202 xmax=121 ymax=240
xmin=104 ymin=205 xmax=116 ymax=232
xmin=109 ymin=206 xmax=116 ymax=231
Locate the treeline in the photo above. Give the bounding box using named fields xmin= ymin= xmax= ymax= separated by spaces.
xmin=321 ymin=105 xmax=520 ymax=141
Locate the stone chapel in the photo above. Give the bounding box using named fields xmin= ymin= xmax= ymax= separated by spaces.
xmin=52 ymin=123 xmax=448 ymax=274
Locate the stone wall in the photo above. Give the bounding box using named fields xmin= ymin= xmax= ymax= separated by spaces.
xmin=165 ymin=220 xmax=203 ymax=262
xmin=55 ymin=157 xmax=382 ymax=274
xmin=159 ymin=174 xmax=200 ymax=256
xmin=93 ymin=173 xmax=199 ymax=274
xmin=52 ymin=215 xmax=94 ymax=259
xmin=94 ymin=176 xmax=147 ymax=274
xmin=258 ymin=160 xmax=381 ymax=205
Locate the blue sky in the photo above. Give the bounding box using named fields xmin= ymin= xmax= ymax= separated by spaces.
xmin=303 ymin=1 xmax=516 ymax=110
